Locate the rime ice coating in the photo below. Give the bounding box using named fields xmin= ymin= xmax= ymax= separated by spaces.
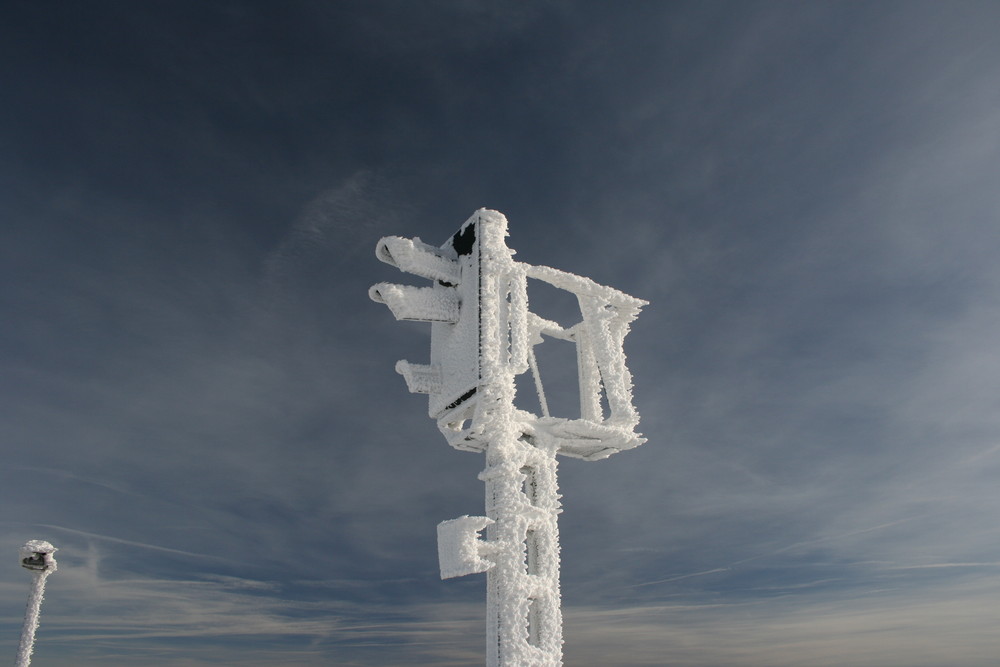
xmin=19 ymin=541 xmax=57 ymax=573
xmin=438 ymin=515 xmax=495 ymax=579
xmin=371 ymin=209 xmax=647 ymax=460
xmin=371 ymin=209 xmax=646 ymax=666
xmin=16 ymin=540 xmax=57 ymax=667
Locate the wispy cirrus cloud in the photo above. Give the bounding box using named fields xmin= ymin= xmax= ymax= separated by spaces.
xmin=563 ymin=570 xmax=1000 ymax=667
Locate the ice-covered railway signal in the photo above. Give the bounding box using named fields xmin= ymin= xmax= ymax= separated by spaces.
xmin=370 ymin=228 xmax=481 ymax=419
xmin=370 ymin=209 xmax=647 ymax=666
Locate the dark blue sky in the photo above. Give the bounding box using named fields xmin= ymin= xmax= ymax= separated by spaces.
xmin=3 ymin=2 xmax=1000 ymax=665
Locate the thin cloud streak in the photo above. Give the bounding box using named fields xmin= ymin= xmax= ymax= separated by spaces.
xmin=629 ymin=514 xmax=936 ymax=589
xmin=565 ymin=573 xmax=1000 ymax=666
xmin=33 ymin=525 xmax=240 ymax=565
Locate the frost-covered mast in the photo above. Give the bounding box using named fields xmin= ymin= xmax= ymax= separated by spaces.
xmin=371 ymin=210 xmax=646 ymax=666
xmin=15 ymin=541 xmax=57 ymax=667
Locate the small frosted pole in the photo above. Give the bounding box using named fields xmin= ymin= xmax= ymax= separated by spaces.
xmin=15 ymin=540 xmax=58 ymax=667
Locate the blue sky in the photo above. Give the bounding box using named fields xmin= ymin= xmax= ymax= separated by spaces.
xmin=3 ymin=1 xmax=1000 ymax=665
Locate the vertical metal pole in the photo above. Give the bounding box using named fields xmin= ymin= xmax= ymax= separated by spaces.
xmin=475 ymin=213 xmax=564 ymax=666
xmin=16 ymin=541 xmax=57 ymax=667
xmin=16 ymin=571 xmax=50 ymax=667
xmin=482 ymin=436 xmax=563 ymax=667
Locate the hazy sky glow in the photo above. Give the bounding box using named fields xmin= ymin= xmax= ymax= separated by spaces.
xmin=3 ymin=2 xmax=1000 ymax=665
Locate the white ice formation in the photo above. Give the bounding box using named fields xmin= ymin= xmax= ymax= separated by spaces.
xmin=371 ymin=210 xmax=646 ymax=666
xmin=16 ymin=540 xmax=57 ymax=667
